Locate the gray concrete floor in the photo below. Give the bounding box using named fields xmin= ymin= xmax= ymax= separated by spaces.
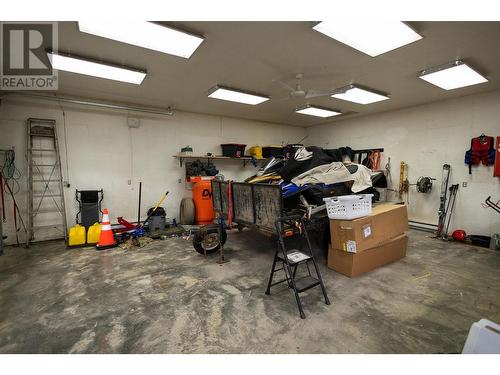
xmin=0 ymin=229 xmax=499 ymax=354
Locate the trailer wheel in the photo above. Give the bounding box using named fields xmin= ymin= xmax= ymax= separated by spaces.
xmin=193 ymin=227 xmax=227 ymax=254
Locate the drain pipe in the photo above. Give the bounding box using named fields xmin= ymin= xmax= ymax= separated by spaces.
xmin=0 ymin=92 xmax=174 ymax=117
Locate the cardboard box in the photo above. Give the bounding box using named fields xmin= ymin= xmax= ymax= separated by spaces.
xmin=328 ymin=234 xmax=407 ymax=277
xmin=329 ymin=203 xmax=408 ymax=253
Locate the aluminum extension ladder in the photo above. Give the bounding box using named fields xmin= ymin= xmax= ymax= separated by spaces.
xmin=27 ymin=118 xmax=67 ymax=245
xmin=265 ymin=216 xmax=330 ymax=319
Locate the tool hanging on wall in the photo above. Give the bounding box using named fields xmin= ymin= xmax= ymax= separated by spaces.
xmin=399 ymin=161 xmax=409 ymax=202
xmin=2 ymin=178 xmax=28 ymax=246
xmin=415 ymin=176 xmax=436 ymax=193
xmin=483 ymin=196 xmax=500 ymax=214
xmin=367 ymin=150 xmax=381 ymax=170
xmin=1 ymin=148 xmax=28 ymax=246
xmin=385 ymin=157 xmax=392 ymax=183
xmin=436 ymin=164 xmax=451 ymax=238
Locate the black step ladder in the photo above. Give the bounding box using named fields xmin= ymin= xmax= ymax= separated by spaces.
xmin=265 ymin=215 xmax=330 ymax=319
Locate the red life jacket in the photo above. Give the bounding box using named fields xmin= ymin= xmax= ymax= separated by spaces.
xmin=464 ymin=135 xmax=495 ymax=174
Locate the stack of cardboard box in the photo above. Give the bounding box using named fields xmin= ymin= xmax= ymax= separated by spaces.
xmin=327 ymin=203 xmax=408 ymax=277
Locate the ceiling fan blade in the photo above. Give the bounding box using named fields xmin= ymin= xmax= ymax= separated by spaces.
xmin=271 ymin=95 xmax=293 ymax=102
xmin=272 ymin=79 xmax=295 ymax=92
xmin=305 ymin=89 xmax=335 ymax=99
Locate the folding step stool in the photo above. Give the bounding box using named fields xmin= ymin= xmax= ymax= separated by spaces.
xmin=265 ymin=215 xmax=330 ymax=319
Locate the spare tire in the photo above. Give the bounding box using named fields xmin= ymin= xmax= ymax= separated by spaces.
xmin=179 ymin=197 xmax=195 ymax=225
xmin=193 ymin=226 xmax=227 ymax=255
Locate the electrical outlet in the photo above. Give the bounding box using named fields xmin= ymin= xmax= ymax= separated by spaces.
xmin=178 ymin=179 xmax=182 ymax=183
xmin=462 ymin=182 xmax=468 ymax=187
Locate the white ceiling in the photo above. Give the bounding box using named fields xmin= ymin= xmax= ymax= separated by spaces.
xmin=26 ymin=22 xmax=500 ymax=126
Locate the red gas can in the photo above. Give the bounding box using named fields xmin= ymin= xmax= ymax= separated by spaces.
xmin=192 ymin=180 xmax=215 ymax=225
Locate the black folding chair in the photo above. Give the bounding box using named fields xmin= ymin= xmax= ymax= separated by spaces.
xmin=75 ymin=189 xmax=103 ymax=229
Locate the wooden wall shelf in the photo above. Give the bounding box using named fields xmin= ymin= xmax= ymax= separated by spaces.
xmin=173 ymin=155 xmax=265 ymax=167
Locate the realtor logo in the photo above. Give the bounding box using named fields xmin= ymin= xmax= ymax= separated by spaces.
xmin=0 ymin=22 xmax=58 ymax=90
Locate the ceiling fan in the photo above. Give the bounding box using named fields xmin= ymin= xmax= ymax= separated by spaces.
xmin=273 ymin=73 xmax=338 ymax=99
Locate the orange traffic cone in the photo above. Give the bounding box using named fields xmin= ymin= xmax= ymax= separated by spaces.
xmin=96 ymin=208 xmax=117 ymax=250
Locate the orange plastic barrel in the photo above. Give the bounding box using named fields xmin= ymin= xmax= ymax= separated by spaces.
xmin=192 ymin=180 xmax=215 ymax=225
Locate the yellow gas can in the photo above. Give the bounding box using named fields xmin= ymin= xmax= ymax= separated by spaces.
xmin=86 ymin=222 xmax=101 ymax=244
xmin=68 ymin=224 xmax=86 ymax=246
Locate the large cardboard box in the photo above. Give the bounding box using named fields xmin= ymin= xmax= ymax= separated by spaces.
xmin=328 ymin=234 xmax=407 ymax=277
xmin=329 ymin=203 xmax=408 ymax=253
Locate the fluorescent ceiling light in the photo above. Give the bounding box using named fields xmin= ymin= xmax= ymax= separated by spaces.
xmin=78 ymin=21 xmax=204 ymax=59
xmin=47 ymin=52 xmax=146 ymax=85
xmin=313 ymin=21 xmax=422 ymax=57
xmin=208 ymin=86 xmax=269 ymax=105
xmin=419 ymin=60 xmax=488 ymax=90
xmin=295 ymin=105 xmax=341 ymax=118
xmin=332 ymin=85 xmax=389 ymax=104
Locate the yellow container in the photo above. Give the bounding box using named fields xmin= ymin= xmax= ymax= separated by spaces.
xmin=68 ymin=224 xmax=86 ymax=246
xmin=86 ymin=222 xmax=101 ymax=244
xmin=248 ymin=145 xmax=263 ymax=159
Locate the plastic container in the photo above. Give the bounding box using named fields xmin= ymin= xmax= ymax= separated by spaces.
xmin=147 ymin=206 xmax=166 ymax=232
xmin=180 ymin=146 xmax=193 ymax=156
xmin=149 ymin=216 xmax=166 ymax=232
xmin=323 ymin=194 xmax=374 ymax=220
xmin=192 ymin=180 xmax=215 ymax=225
xmin=262 ymin=145 xmax=283 ymax=158
xmin=469 ymin=235 xmax=491 ymax=248
xmin=462 ymin=319 xmax=500 ymax=354
xmin=69 ymin=224 xmax=86 ymax=246
xmin=221 ymin=144 xmax=246 ymax=157
xmin=86 ymin=222 xmax=101 ymax=244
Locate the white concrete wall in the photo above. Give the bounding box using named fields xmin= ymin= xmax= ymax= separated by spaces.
xmin=306 ymin=90 xmax=500 ymax=236
xmin=0 ymin=97 xmax=304 ymax=244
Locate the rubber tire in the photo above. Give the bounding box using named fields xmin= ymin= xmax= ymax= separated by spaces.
xmin=179 ymin=197 xmax=195 ymax=225
xmin=193 ymin=227 xmax=227 ymax=255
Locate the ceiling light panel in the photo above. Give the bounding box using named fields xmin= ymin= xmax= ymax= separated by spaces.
xmin=419 ymin=61 xmax=488 ymax=90
xmin=208 ymin=86 xmax=269 ymax=105
xmin=78 ymin=21 xmax=204 ymax=59
xmin=332 ymin=85 xmax=389 ymax=104
xmin=47 ymin=52 xmax=146 ymax=85
xmin=295 ymin=106 xmax=341 ymax=118
xmin=313 ymin=21 xmax=422 ymax=57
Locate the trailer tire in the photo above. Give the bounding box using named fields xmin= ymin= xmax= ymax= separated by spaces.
xmin=193 ymin=227 xmax=227 ymax=255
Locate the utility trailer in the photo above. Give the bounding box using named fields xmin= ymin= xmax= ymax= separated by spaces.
xmin=192 ymin=180 xmax=330 ymax=255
